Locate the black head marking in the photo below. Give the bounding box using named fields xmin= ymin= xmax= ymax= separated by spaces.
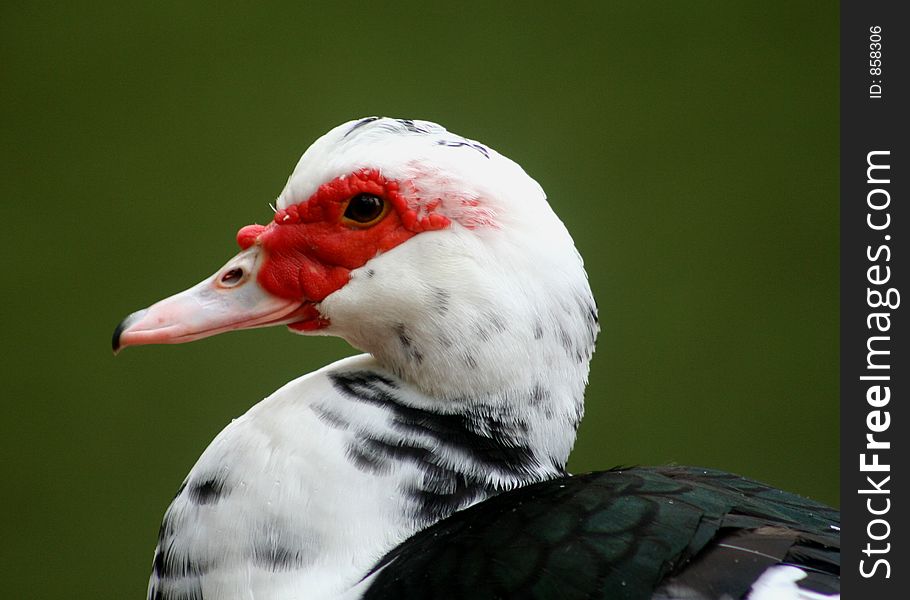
xmin=344 ymin=116 xmax=381 ymax=138
xmin=397 ymin=118 xmax=433 ymax=134
xmin=436 ymin=138 xmax=491 ymax=159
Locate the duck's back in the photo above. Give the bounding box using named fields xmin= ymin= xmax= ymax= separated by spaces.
xmin=360 ymin=466 xmax=840 ymax=600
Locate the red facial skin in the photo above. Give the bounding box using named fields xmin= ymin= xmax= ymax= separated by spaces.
xmin=112 ymin=169 xmax=457 ymax=351
xmin=238 ymin=169 xmax=450 ymax=330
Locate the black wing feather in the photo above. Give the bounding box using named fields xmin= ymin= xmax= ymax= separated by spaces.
xmin=362 ymin=466 xmax=839 ymax=600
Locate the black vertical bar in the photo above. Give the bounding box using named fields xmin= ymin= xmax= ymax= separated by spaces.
xmin=841 ymin=0 xmax=907 ymax=596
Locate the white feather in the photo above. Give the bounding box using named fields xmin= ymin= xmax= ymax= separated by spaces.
xmin=747 ymin=565 xmax=840 ymax=600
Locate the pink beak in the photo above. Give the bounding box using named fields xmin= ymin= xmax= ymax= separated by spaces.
xmin=113 ymin=246 xmax=304 ymax=353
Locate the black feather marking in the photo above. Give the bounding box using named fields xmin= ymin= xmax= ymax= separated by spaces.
xmin=412 ymin=466 xmax=496 ymax=521
xmin=156 ymin=513 xmax=173 ymax=547
xmin=345 ymin=438 xmax=392 ymax=474
xmin=580 ymin=294 xmax=599 ymax=328
xmin=788 ymin=541 xmax=841 ymax=575
xmin=570 ymin=401 xmax=584 ymax=430
xmin=251 ymin=540 xmax=306 ymax=572
xmin=397 ymin=119 xmax=432 ymax=134
xmin=310 ymin=404 xmax=350 ymax=430
xmin=394 ymin=323 xmax=424 ymax=365
xmin=656 ymin=527 xmax=796 ymax=599
xmin=436 ymin=331 xmax=453 ymax=349
xmin=330 ymin=371 xmax=545 ymax=522
xmin=187 ymin=475 xmax=227 ymax=506
xmin=394 ymin=323 xmax=412 ymax=347
xmin=431 ymin=287 xmax=450 ymax=314
xmin=472 ymin=311 xmax=507 ymax=343
xmin=549 ymin=456 xmax=569 ymax=477
xmin=330 ymin=371 xmax=536 ymax=474
xmin=436 ymin=138 xmax=491 ymax=159
xmin=473 ymin=312 xmax=506 ymax=342
xmin=359 ymin=434 xmax=431 ymax=462
xmin=148 ymin=481 xmax=219 ymax=597
xmin=556 ymin=325 xmax=573 ymax=353
xmin=249 ymin=521 xmax=316 ymax=572
xmin=152 ymin=542 xmax=209 ymax=580
xmin=344 ymin=116 xmax=380 ymax=137
xmin=252 ymin=543 xmax=306 ymax=572
xmin=153 ymin=503 xmax=211 ymax=582
xmin=473 ymin=324 xmax=492 ymax=342
xmin=351 ymin=433 xmax=495 ymax=521
xmin=486 ymin=312 xmax=507 ymax=334
xmin=148 ymin=583 xmax=204 ymax=600
xmin=529 ymin=384 xmax=548 ymax=406
xmin=173 ymin=481 xmax=187 ymax=500
xmin=794 ymin=568 xmax=841 ymax=595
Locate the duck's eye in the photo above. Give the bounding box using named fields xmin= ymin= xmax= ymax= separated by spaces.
xmin=342 ymin=194 xmax=387 ymax=226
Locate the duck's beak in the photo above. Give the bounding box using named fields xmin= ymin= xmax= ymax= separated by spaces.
xmin=113 ymin=246 xmax=316 ymax=353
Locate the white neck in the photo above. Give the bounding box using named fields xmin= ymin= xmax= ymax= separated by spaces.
xmin=321 ymin=224 xmax=598 ymax=462
xmin=149 ymin=343 xmax=593 ymax=599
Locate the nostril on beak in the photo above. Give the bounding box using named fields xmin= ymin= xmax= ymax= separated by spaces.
xmin=221 ymin=268 xmax=244 ymax=286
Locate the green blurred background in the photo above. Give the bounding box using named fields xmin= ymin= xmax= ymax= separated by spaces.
xmin=1 ymin=1 xmax=838 ymax=597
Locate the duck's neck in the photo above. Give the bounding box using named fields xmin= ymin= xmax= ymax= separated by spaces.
xmin=316 ymin=358 xmax=573 ymax=528
xmin=150 ymin=350 xmax=583 ymax=600
xmin=259 ymin=353 xmax=584 ymax=597
xmin=321 ymin=228 xmax=600 ymax=473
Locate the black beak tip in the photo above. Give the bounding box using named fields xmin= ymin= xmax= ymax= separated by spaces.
xmin=112 ymin=319 xmax=126 ymax=354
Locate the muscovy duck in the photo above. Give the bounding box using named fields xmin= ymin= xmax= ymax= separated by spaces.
xmin=114 ymin=117 xmax=840 ymax=600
